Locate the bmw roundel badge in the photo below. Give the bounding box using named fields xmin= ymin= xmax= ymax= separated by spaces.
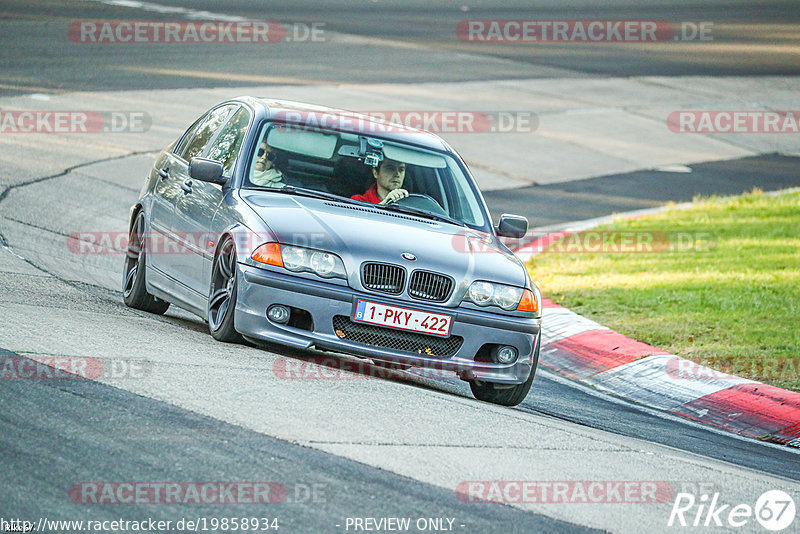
xmin=401 ymin=252 xmax=417 ymax=261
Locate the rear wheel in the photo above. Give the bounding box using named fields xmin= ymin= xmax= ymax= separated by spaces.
xmin=122 ymin=211 xmax=170 ymax=314
xmin=469 ymin=337 xmax=540 ymax=406
xmin=208 ymin=238 xmax=244 ymax=343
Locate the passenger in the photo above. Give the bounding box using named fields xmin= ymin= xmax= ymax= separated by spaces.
xmin=252 ymin=141 xmax=285 ymax=187
xmin=351 ymin=158 xmax=408 ymax=204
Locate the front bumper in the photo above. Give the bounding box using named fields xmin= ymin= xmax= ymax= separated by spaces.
xmin=236 ymin=264 xmax=540 ymax=384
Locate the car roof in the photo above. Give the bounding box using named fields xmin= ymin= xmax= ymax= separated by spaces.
xmin=231 ymin=96 xmax=451 ymax=152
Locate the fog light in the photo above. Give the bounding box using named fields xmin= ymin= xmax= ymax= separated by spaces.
xmin=495 ymin=345 xmax=517 ymax=364
xmin=267 ymin=305 xmax=291 ymax=324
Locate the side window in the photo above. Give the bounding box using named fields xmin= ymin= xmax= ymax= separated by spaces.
xmin=206 ymin=108 xmax=251 ymax=176
xmin=179 ymin=105 xmax=237 ymax=162
xmin=174 ymin=115 xmax=205 ymax=156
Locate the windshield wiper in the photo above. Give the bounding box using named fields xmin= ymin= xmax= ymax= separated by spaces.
xmin=261 ymin=185 xmax=363 ymax=206
xmin=253 ymin=185 xmax=468 ymax=227
xmin=381 ymin=203 xmax=467 ymax=227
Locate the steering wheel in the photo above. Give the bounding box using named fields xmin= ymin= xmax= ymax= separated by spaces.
xmin=393 ymin=193 xmax=447 ymax=215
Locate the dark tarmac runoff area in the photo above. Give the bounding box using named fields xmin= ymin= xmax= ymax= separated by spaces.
xmin=483 ymin=154 xmax=800 ymax=227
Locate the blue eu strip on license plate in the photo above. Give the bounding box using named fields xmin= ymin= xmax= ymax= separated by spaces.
xmin=355 ymin=299 xmax=367 ymax=321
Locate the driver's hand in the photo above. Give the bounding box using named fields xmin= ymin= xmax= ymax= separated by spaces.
xmin=380 ymin=188 xmax=409 ymax=204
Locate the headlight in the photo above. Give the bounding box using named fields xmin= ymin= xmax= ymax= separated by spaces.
xmin=251 ymin=243 xmax=347 ymax=279
xmin=493 ymin=284 xmax=521 ymax=309
xmin=465 ymin=281 xmax=525 ymax=311
xmin=467 ymin=281 xmax=494 ymax=305
xmin=282 ymin=246 xmax=307 ymax=271
xmin=310 ymin=251 xmax=336 ymax=276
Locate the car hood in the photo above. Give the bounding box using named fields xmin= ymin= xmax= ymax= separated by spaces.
xmin=240 ymin=192 xmax=527 ymax=297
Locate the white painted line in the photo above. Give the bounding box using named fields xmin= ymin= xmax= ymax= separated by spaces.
xmin=652 ymin=164 xmax=692 ymax=173
xmin=88 ymin=0 xmax=247 ymax=21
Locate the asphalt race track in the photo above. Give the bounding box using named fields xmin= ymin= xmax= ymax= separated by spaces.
xmin=2 ymin=1 xmax=800 ymax=533
xmin=2 ymin=0 xmax=799 ymax=95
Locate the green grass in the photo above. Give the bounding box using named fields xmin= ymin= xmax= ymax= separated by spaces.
xmin=528 ymin=189 xmax=800 ymax=392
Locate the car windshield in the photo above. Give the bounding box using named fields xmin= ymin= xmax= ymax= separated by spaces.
xmin=244 ymin=121 xmax=487 ymax=228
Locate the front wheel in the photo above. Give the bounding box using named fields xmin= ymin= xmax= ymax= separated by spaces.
xmin=122 ymin=211 xmax=170 ymax=315
xmin=208 ymin=238 xmax=244 ymax=343
xmin=469 ymin=337 xmax=540 ymax=406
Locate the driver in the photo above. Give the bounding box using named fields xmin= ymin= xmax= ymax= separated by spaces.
xmin=252 ymin=141 xmax=285 ymax=187
xmin=351 ymin=158 xmax=408 ymax=204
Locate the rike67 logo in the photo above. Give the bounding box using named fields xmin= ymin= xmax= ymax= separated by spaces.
xmin=668 ymin=490 xmax=796 ymax=531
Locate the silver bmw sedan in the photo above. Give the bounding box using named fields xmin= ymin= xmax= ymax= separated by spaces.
xmin=123 ymin=97 xmax=542 ymax=406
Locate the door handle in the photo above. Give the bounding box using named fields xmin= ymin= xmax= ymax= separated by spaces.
xmin=181 ymin=180 xmax=192 ymax=194
xmin=158 ymin=168 xmax=169 ymax=180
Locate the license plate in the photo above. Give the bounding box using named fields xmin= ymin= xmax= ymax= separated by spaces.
xmin=353 ymin=300 xmax=452 ymax=337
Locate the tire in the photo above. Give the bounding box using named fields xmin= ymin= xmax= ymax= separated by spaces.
xmin=469 ymin=336 xmax=540 ymax=407
xmin=208 ymin=237 xmax=244 ymax=343
xmin=122 ymin=211 xmax=170 ymax=315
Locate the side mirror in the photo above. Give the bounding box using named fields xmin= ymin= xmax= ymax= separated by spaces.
xmin=189 ymin=157 xmax=226 ymax=185
xmin=496 ymin=214 xmax=528 ymax=239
